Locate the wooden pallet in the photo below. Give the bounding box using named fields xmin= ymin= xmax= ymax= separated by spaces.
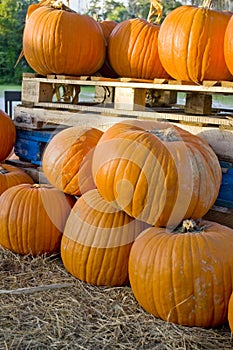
xmin=20 ymin=73 xmax=233 ymax=116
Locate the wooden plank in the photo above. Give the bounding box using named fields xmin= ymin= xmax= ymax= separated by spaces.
xmin=21 ymin=76 xmax=233 ymax=94
xmin=114 ymin=87 xmax=146 ymax=110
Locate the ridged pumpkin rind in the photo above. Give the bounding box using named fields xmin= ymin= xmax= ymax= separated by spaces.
xmin=0 ymin=184 xmax=75 ymax=255
xmin=158 ymin=6 xmax=232 ymax=83
xmin=0 ymin=109 xmax=16 ymax=161
xmin=23 ymin=7 xmax=106 ymax=76
xmin=61 ymin=189 xmax=149 ymax=286
xmin=0 ymin=163 xmax=34 ymax=195
xmin=129 ymin=221 xmax=233 ymax=327
xmin=42 ymin=126 xmax=103 ymax=196
xmin=92 ymin=120 xmax=222 ymax=227
xmin=224 ymin=15 xmax=233 ymax=75
xmin=108 ymin=18 xmax=169 ymax=79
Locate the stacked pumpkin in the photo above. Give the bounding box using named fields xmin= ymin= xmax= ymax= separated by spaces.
xmin=22 ymin=0 xmax=106 ymax=76
xmin=0 ymin=109 xmax=75 ymax=256
xmin=0 ymin=109 xmax=34 ymax=193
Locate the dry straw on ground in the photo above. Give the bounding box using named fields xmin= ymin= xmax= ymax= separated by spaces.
xmin=0 ymin=246 xmax=232 ymax=350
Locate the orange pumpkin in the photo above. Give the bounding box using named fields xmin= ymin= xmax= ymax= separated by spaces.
xmin=0 ymin=109 xmax=16 ymax=162
xmin=98 ymin=20 xmax=118 ymax=78
xmin=108 ymin=18 xmax=169 ymax=79
xmin=0 ymin=163 xmax=34 ymax=195
xmin=129 ymin=219 xmax=233 ymax=327
xmin=42 ymin=126 xmax=103 ymax=196
xmin=0 ymin=183 xmax=75 ymax=255
xmin=92 ymin=120 xmax=222 ymax=228
xmin=224 ymin=14 xmax=233 ymax=75
xmin=61 ymin=189 xmax=149 ymax=286
xmin=158 ymin=5 xmax=232 ymax=83
xmin=23 ymin=4 xmax=106 ymax=76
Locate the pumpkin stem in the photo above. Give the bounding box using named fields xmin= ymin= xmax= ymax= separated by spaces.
xmin=146 ymin=127 xmax=181 ymax=142
xmin=0 ymin=165 xmax=9 ymax=174
xmin=202 ymin=0 xmax=213 ymax=8
xmin=175 ymin=219 xmax=210 ymax=233
xmin=147 ymin=0 xmax=163 ymax=24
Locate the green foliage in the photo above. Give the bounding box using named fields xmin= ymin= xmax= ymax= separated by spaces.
xmin=0 ymin=0 xmax=35 ymax=84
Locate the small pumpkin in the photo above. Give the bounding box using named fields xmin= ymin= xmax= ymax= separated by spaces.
xmin=0 ymin=183 xmax=75 ymax=255
xmin=108 ymin=18 xmax=169 ymax=79
xmin=224 ymin=14 xmax=233 ymax=75
xmin=0 ymin=109 xmax=16 ymax=162
xmin=42 ymin=126 xmax=103 ymax=196
xmin=92 ymin=119 xmax=222 ymax=228
xmin=129 ymin=219 xmax=233 ymax=327
xmin=158 ymin=2 xmax=232 ymax=83
xmin=23 ymin=2 xmax=106 ymax=76
xmin=61 ymin=189 xmax=149 ymax=286
xmin=0 ymin=163 xmax=34 ymax=195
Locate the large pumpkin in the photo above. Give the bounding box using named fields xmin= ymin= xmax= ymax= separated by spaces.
xmin=61 ymin=189 xmax=149 ymax=286
xmin=108 ymin=18 xmax=169 ymax=79
xmin=92 ymin=120 xmax=222 ymax=228
xmin=158 ymin=4 xmax=232 ymax=83
xmin=0 ymin=183 xmax=75 ymax=255
xmin=0 ymin=109 xmax=16 ymax=161
xmin=23 ymin=3 xmax=106 ymax=76
xmin=224 ymin=14 xmax=233 ymax=75
xmin=0 ymin=163 xmax=34 ymax=195
xmin=129 ymin=219 xmax=233 ymax=327
xmin=42 ymin=126 xmax=103 ymax=196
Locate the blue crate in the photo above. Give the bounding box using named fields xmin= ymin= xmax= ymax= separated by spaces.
xmin=14 ymin=127 xmax=67 ymax=165
xmin=215 ymin=161 xmax=233 ymax=209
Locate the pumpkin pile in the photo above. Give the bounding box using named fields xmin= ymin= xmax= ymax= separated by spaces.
xmin=39 ymin=119 xmax=233 ymax=330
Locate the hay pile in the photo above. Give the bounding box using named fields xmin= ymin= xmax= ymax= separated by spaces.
xmin=0 ymin=246 xmax=232 ymax=350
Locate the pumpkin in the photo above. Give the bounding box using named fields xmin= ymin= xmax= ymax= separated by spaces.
xmin=0 ymin=109 xmax=16 ymax=161
xmin=92 ymin=119 xmax=222 ymax=228
xmin=23 ymin=2 xmax=106 ymax=76
xmin=98 ymin=20 xmax=118 ymax=78
xmin=42 ymin=126 xmax=103 ymax=196
xmin=224 ymin=14 xmax=233 ymax=75
xmin=61 ymin=189 xmax=149 ymax=286
xmin=158 ymin=3 xmax=232 ymax=83
xmin=0 ymin=163 xmax=34 ymax=195
xmin=0 ymin=183 xmax=75 ymax=255
xmin=228 ymin=292 xmax=233 ymax=333
xmin=108 ymin=18 xmax=169 ymax=79
xmin=128 ymin=219 xmax=233 ymax=327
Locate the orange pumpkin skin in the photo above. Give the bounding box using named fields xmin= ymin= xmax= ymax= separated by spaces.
xmin=0 ymin=110 xmax=16 ymax=161
xmin=0 ymin=184 xmax=75 ymax=255
xmin=42 ymin=126 xmax=103 ymax=196
xmin=98 ymin=20 xmax=118 ymax=78
xmin=108 ymin=18 xmax=169 ymax=79
xmin=0 ymin=163 xmax=34 ymax=195
xmin=158 ymin=6 xmax=232 ymax=83
xmin=228 ymin=292 xmax=233 ymax=333
xmin=23 ymin=6 xmax=106 ymax=76
xmin=92 ymin=120 xmax=222 ymax=228
xmin=61 ymin=189 xmax=149 ymax=286
xmin=129 ymin=220 xmax=233 ymax=327
xmin=224 ymin=15 xmax=233 ymax=75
